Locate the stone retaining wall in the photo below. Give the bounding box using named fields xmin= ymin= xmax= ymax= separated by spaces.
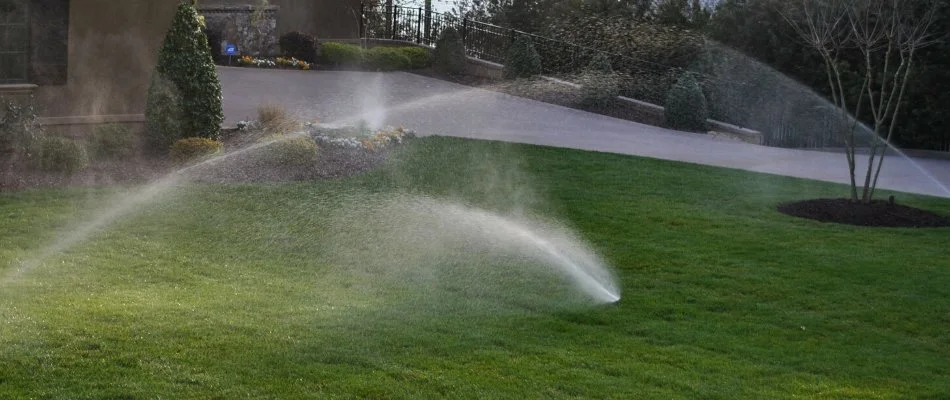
xmin=199 ymin=5 xmax=279 ymax=56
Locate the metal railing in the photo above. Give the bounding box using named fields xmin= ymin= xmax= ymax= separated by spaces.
xmin=358 ymin=3 xmax=855 ymax=149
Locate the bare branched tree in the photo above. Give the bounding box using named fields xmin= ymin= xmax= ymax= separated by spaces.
xmin=782 ymin=0 xmax=938 ymax=203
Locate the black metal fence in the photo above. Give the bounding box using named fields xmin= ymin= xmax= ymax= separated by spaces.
xmin=360 ymin=4 xmax=670 ymax=76
xmin=358 ymin=3 xmax=853 ymax=149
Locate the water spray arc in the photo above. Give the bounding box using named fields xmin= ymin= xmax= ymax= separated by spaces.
xmin=3 ymin=80 xmax=622 ymax=305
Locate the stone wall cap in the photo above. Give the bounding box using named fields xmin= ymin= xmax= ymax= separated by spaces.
xmin=0 ymin=83 xmax=39 ymax=93
xmin=38 ymin=114 xmax=145 ymax=126
xmin=198 ymin=5 xmax=279 ymax=12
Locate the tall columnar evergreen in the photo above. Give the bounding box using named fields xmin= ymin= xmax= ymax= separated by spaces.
xmin=146 ymin=2 xmax=223 ymax=152
xmin=664 ymin=72 xmax=708 ymax=132
xmin=503 ymin=35 xmax=542 ymax=80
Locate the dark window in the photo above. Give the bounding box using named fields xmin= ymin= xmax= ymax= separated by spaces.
xmin=0 ymin=0 xmax=29 ymax=84
xmin=30 ymin=0 xmax=69 ymax=85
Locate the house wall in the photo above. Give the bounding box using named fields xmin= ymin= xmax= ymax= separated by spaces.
xmin=32 ymin=0 xmax=179 ymax=126
xmin=10 ymin=0 xmax=361 ymax=135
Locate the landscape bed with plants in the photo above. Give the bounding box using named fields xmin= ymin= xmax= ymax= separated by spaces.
xmin=227 ymin=29 xmax=434 ymax=72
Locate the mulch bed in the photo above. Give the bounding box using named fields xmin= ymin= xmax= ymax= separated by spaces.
xmin=0 ymin=158 xmax=173 ymax=192
xmin=0 ymin=130 xmax=397 ymax=192
xmin=777 ymin=198 xmax=950 ymax=228
xmin=183 ymin=144 xmax=391 ymax=184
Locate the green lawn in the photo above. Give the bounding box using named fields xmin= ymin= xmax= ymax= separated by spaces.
xmin=1 ymin=137 xmax=949 ymax=399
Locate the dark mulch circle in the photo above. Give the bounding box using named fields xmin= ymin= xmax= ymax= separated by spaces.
xmin=777 ymin=198 xmax=950 ymax=228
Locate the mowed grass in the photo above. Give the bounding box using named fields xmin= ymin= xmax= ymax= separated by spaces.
xmin=1 ymin=136 xmax=949 ymax=399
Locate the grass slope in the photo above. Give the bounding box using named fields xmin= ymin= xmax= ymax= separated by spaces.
xmin=1 ymin=137 xmax=949 ymax=399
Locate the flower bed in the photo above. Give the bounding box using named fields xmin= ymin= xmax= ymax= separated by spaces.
xmin=187 ymin=121 xmax=416 ymax=183
xmin=308 ymin=123 xmax=416 ymax=152
xmin=235 ymin=55 xmax=312 ymax=70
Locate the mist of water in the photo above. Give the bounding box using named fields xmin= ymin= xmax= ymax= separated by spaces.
xmin=702 ymin=41 xmax=950 ymax=197
xmin=324 ymin=194 xmax=621 ymax=304
xmin=3 ymin=80 xmax=622 ymax=306
xmin=357 ymin=73 xmax=387 ymax=131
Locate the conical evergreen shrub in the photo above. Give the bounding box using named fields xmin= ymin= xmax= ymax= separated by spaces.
xmin=579 ymin=53 xmax=620 ymax=108
xmin=503 ymin=35 xmax=542 ymax=80
xmin=146 ymin=2 xmax=223 ymax=152
xmin=664 ymin=71 xmax=708 ymax=132
xmin=587 ymin=52 xmax=613 ymax=74
xmin=433 ymin=27 xmax=467 ymax=75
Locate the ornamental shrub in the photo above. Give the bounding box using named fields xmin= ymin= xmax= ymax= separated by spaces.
xmin=146 ymin=2 xmax=223 ymax=153
xmin=503 ymin=35 xmax=542 ymax=80
xmin=170 ymin=137 xmax=223 ymax=163
xmin=40 ymin=136 xmax=88 ymax=174
xmin=321 ymin=42 xmax=364 ymax=66
xmin=587 ymin=52 xmax=613 ymax=74
xmin=91 ymin=124 xmax=139 ymax=160
xmin=0 ymin=96 xmax=41 ymax=166
xmin=433 ymin=27 xmax=466 ymax=75
xmin=279 ymin=31 xmax=318 ymax=63
xmin=664 ymin=72 xmax=709 ymax=132
xmin=365 ymin=47 xmax=412 ymax=71
xmin=578 ymin=53 xmax=620 ymax=108
xmin=401 ymin=47 xmax=432 ymax=69
xmin=254 ymin=135 xmax=317 ymax=168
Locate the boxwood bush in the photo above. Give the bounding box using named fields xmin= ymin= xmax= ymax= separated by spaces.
xmin=504 ymin=35 xmax=542 ymax=80
xmin=254 ymin=135 xmax=318 ymax=168
xmin=401 ymin=47 xmax=432 ymax=69
xmin=170 ymin=137 xmax=223 ymax=164
xmin=665 ymin=72 xmax=709 ymax=132
xmin=91 ymin=124 xmax=139 ymax=160
xmin=579 ymin=53 xmax=621 ymax=108
xmin=365 ymin=47 xmax=412 ymax=71
xmin=322 ymin=42 xmax=365 ymax=67
xmin=40 ymin=136 xmax=88 ymax=174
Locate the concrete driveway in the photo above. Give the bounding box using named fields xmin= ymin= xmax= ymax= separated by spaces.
xmin=218 ymin=67 xmax=950 ymax=198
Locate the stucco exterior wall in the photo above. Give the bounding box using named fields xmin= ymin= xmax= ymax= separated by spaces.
xmin=33 ymin=0 xmax=179 ymax=120
xmin=16 ymin=0 xmax=360 ymax=131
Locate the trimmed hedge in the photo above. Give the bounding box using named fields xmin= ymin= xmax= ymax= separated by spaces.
xmin=321 ymin=42 xmax=432 ymax=71
xmin=322 ymin=42 xmax=365 ymax=66
xmin=365 ymin=47 xmax=412 ymax=71
xmin=401 ymin=47 xmax=432 ymax=69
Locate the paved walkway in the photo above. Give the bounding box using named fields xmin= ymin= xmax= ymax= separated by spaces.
xmin=219 ymin=67 xmax=950 ymax=198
